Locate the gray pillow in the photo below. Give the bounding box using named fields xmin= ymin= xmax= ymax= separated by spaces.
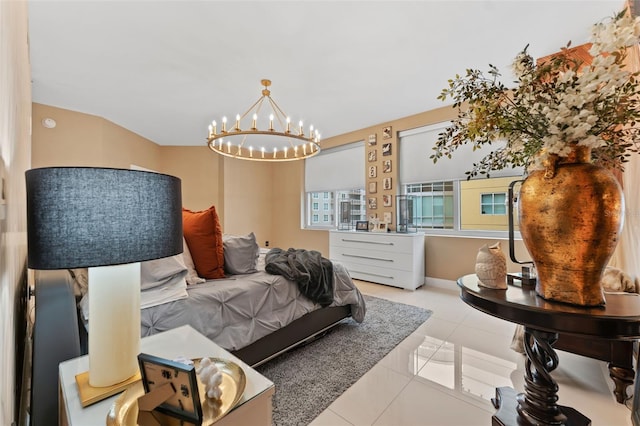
xmin=223 ymin=232 xmax=259 ymax=275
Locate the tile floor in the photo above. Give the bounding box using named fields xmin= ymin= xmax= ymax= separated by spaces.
xmin=310 ymin=279 xmax=634 ymax=426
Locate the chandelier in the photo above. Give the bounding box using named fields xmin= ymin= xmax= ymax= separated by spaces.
xmin=206 ymin=79 xmax=321 ymax=161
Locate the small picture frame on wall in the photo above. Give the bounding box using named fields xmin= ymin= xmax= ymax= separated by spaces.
xmin=368 ymin=150 xmax=377 ymax=162
xmin=383 ymin=194 xmax=392 ymax=207
xmin=368 ymin=197 xmax=377 ymax=209
xmin=368 ymin=165 xmax=377 ymax=178
xmin=383 ymin=126 xmax=392 ymax=139
xmin=368 ymin=134 xmax=377 ymax=146
xmin=369 ymin=181 xmax=377 ymax=194
xmin=383 ymin=177 xmax=392 ymax=190
xmin=382 ymin=143 xmax=392 ymax=156
xmin=383 ymin=211 xmax=392 ymax=224
xmin=383 ymin=160 xmax=392 ymax=173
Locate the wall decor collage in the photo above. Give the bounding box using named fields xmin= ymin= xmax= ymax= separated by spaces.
xmin=365 ymin=125 xmax=397 ymax=231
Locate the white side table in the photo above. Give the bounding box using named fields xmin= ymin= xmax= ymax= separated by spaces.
xmin=59 ymin=325 xmax=275 ymax=426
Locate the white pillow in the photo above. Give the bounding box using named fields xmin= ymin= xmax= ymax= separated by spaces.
xmin=182 ymin=237 xmax=205 ymax=285
xmin=140 ymin=254 xmax=188 ymax=309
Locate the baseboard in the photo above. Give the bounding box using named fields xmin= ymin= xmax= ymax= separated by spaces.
xmin=424 ymin=277 xmax=457 ymax=290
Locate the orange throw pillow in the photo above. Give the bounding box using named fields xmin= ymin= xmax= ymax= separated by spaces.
xmin=182 ymin=206 xmax=225 ymax=279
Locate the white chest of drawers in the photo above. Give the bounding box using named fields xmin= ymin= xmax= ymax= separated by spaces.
xmin=329 ymin=230 xmax=425 ymax=290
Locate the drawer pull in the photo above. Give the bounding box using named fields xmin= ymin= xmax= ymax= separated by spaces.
xmin=341 ymin=238 xmax=394 ymax=246
xmin=342 ymin=253 xmax=394 ymax=262
xmin=351 ymin=270 xmax=394 ymax=279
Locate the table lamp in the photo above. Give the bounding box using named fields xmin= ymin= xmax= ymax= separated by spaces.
xmin=26 ymin=167 xmax=182 ymax=405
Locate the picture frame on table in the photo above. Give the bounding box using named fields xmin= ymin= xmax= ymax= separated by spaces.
xmin=339 ymin=200 xmax=351 ymax=229
xmin=371 ymin=222 xmax=388 ymax=233
xmin=137 ymin=353 xmax=203 ymax=425
xmin=356 ymin=220 xmax=369 ymax=231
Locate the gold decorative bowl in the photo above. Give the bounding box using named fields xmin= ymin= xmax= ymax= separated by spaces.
xmin=107 ymin=358 xmax=246 ymax=426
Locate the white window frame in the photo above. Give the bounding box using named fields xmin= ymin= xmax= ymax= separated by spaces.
xmin=480 ymin=192 xmax=507 ymax=216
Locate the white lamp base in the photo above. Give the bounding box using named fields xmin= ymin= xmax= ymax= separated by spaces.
xmin=86 ymin=263 xmax=141 ymax=388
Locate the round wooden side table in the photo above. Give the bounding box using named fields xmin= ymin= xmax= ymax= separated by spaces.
xmin=457 ymin=274 xmax=640 ymax=426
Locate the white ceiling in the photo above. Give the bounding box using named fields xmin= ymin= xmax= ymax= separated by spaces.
xmin=28 ymin=0 xmax=625 ymax=147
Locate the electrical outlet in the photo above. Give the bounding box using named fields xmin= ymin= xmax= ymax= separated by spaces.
xmin=265 ymin=241 xmax=269 ymax=247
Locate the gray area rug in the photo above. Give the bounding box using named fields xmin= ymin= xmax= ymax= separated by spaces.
xmin=256 ymin=295 xmax=432 ymax=426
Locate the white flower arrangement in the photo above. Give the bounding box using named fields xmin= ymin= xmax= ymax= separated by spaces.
xmin=433 ymin=9 xmax=640 ymax=178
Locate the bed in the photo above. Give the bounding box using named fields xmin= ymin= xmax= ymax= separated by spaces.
xmin=75 ymin=205 xmax=366 ymax=367
xmin=135 ymin=246 xmax=366 ymax=366
xmin=74 ymin=248 xmax=366 ymax=367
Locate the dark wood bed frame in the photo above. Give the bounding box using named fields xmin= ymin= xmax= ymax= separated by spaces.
xmin=232 ymin=305 xmax=351 ymax=367
xmin=30 ymin=270 xmax=352 ymax=424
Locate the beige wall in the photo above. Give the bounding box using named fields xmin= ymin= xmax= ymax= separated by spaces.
xmin=159 ymin=146 xmax=223 ymax=218
xmin=426 ymin=236 xmax=530 ymax=279
xmin=222 ymin=158 xmax=274 ymax=246
xmin=1 ymin=1 xmax=31 ymax=424
xmin=365 ymin=129 xmax=399 ymax=228
xmin=32 ymin=103 xmax=162 ymax=170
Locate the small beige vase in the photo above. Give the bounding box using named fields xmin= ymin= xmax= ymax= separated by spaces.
xmin=475 ymin=242 xmax=507 ymax=289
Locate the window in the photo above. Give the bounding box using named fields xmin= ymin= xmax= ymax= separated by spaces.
xmin=399 ymin=123 xmax=523 ymax=235
xmin=305 ymin=189 xmax=366 ymax=228
xmin=304 ymin=142 xmax=365 ymax=229
xmin=481 ymin=192 xmax=507 ymax=215
xmin=406 ymin=182 xmax=455 ymax=229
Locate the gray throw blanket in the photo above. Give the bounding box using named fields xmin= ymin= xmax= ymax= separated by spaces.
xmin=265 ymin=248 xmax=334 ymax=307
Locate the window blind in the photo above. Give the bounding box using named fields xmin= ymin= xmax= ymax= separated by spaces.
xmin=399 ymin=122 xmax=522 ymax=183
xmin=304 ymin=142 xmax=365 ymax=192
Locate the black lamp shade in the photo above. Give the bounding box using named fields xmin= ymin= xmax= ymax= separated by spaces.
xmin=26 ymin=167 xmax=183 ymax=269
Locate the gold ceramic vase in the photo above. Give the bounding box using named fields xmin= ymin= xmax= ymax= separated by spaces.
xmin=518 ymin=146 xmax=624 ymax=306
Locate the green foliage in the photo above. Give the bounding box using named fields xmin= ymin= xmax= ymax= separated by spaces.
xmin=433 ymin=11 xmax=640 ymax=178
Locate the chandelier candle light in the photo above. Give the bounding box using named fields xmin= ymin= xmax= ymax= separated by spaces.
xmin=207 ymin=79 xmax=321 ymax=161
